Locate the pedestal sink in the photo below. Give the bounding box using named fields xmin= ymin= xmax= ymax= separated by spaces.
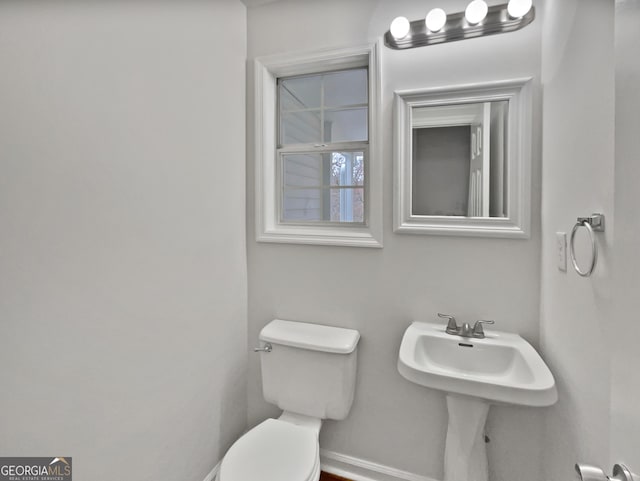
xmin=398 ymin=321 xmax=557 ymax=481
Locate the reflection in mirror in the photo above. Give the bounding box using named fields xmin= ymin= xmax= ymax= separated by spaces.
xmin=411 ymin=101 xmax=508 ymax=218
xmin=393 ymin=79 xmax=532 ymax=238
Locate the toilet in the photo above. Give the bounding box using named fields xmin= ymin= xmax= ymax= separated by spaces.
xmin=217 ymin=319 xmax=360 ymax=481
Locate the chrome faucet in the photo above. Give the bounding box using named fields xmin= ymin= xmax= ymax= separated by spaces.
xmin=438 ymin=313 xmax=495 ymax=339
xmin=471 ymin=320 xmax=495 ymax=338
xmin=460 ymin=322 xmax=474 ymax=337
xmin=438 ymin=313 xmax=459 ymax=335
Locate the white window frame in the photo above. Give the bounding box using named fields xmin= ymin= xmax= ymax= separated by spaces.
xmin=254 ymin=44 xmax=382 ymax=248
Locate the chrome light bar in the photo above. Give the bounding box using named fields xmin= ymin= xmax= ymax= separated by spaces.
xmin=384 ymin=3 xmax=535 ymax=50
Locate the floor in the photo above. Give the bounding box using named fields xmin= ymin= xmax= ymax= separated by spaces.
xmin=319 ymin=472 xmax=352 ymax=481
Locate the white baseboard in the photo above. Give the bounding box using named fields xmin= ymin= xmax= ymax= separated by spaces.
xmin=320 ymin=449 xmax=439 ymax=481
xmin=202 ymin=460 xmax=221 ymax=481
xmin=207 ymin=447 xmax=437 ymax=481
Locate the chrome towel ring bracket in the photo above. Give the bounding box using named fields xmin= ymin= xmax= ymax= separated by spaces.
xmin=570 ymin=213 xmax=605 ymax=277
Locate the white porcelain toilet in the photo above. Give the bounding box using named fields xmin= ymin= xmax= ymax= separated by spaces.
xmin=217 ymin=319 xmax=360 ymax=481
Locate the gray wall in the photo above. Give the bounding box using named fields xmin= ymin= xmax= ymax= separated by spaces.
xmin=539 ymin=0 xmax=615 ymax=479
xmin=246 ymin=1 xmax=544 ymax=480
xmin=0 ymin=2 xmax=248 ymax=481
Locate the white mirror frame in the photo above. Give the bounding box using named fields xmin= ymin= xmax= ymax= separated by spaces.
xmin=393 ymin=78 xmax=533 ymax=239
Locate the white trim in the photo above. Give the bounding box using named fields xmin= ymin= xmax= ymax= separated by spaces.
xmin=209 ymin=446 xmax=437 ymax=481
xmin=412 ymin=103 xmax=485 ymax=129
xmin=320 ymin=449 xmax=439 ymax=481
xmin=393 ymin=78 xmax=533 ymax=239
xmin=202 ymin=460 xmax=221 ymax=481
xmin=254 ymin=43 xmax=383 ymax=248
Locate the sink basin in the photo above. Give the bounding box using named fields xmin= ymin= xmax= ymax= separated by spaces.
xmin=398 ymin=321 xmax=557 ymax=407
xmin=398 ymin=321 xmax=557 ymax=481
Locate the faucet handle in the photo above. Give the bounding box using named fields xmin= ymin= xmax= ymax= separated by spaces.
xmin=438 ymin=313 xmax=459 ymax=334
xmin=472 ymin=320 xmax=495 ymax=338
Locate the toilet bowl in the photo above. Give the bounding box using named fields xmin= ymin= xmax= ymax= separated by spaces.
xmin=217 ymin=319 xmax=360 ymax=481
xmin=218 ymin=416 xmax=321 ymax=481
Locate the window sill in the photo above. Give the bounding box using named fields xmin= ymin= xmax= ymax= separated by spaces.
xmin=257 ymin=225 xmax=382 ymax=248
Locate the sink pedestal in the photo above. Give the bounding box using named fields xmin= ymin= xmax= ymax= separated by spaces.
xmin=398 ymin=322 xmax=558 ymax=481
xmin=444 ymin=394 xmax=490 ymax=481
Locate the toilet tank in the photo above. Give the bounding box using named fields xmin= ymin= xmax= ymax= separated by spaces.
xmin=258 ymin=319 xmax=360 ymax=420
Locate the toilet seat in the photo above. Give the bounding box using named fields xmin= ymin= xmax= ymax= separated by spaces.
xmin=218 ymin=418 xmax=320 ymax=481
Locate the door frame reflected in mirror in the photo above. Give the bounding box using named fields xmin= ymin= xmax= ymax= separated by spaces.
xmin=393 ymin=78 xmax=533 ymax=238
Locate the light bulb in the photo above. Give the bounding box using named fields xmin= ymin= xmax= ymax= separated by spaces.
xmin=425 ymin=8 xmax=447 ymax=32
xmin=507 ymin=0 xmax=532 ymax=18
xmin=465 ymin=0 xmax=488 ymax=25
xmin=390 ymin=16 xmax=411 ymax=40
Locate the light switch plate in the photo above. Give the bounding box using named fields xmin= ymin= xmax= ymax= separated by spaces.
xmin=556 ymin=232 xmax=567 ymax=272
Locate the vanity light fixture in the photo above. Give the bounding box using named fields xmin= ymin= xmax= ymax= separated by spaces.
xmin=465 ymin=0 xmax=488 ymax=25
xmin=425 ymin=8 xmax=447 ymax=32
xmin=384 ymin=1 xmax=535 ymax=50
xmin=390 ymin=16 xmax=411 ymax=40
xmin=507 ymin=0 xmax=533 ymax=18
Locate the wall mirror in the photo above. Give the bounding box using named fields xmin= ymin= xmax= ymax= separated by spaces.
xmin=393 ymin=79 xmax=532 ymax=238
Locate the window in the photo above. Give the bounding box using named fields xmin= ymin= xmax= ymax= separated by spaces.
xmin=278 ymin=68 xmax=368 ymax=225
xmin=255 ymin=45 xmax=382 ymax=247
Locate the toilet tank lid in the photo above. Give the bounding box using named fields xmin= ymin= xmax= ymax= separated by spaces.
xmin=260 ymin=319 xmax=360 ymax=354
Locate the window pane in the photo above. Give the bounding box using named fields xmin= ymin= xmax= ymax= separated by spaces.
xmin=281 ymin=151 xmax=366 ymax=224
xmin=283 ymin=153 xmax=323 ymax=188
xmin=280 ymin=110 xmax=322 ymax=145
xmin=324 ymin=69 xmax=368 ymax=107
xmin=329 ymin=187 xmax=365 ymax=223
xmin=282 ymin=189 xmax=323 ymax=222
xmin=324 ymin=108 xmax=368 ymax=142
xmin=330 ymin=152 xmax=364 ymax=186
xmin=283 ymin=152 xmax=364 ymax=189
xmin=282 ymin=187 xmax=365 ymax=224
xmin=279 ymin=75 xmax=322 ymax=111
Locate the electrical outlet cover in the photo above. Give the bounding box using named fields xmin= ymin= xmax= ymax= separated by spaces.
xmin=556 ymin=232 xmax=567 ymax=272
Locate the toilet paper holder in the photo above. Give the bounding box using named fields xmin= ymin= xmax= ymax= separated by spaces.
xmin=576 ymin=463 xmax=637 ymax=481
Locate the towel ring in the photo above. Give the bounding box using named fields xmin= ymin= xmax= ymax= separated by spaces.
xmin=569 ymin=213 xmax=605 ymax=278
